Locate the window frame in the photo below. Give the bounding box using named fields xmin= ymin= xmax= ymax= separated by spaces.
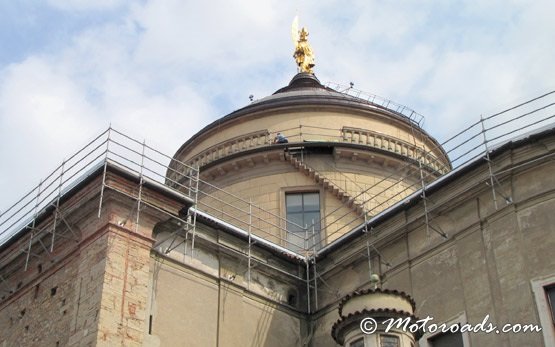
xmin=281 ymin=186 xmax=324 ymax=251
xmin=380 ymin=334 xmax=400 ymax=347
xmin=531 ymin=275 xmax=555 ymax=346
xmin=419 ymin=312 xmax=470 ymax=347
xmin=545 ymin=284 xmax=555 ymax=324
xmin=427 ymin=329 xmax=464 ymax=347
xmin=349 ymin=337 xmax=365 ymax=347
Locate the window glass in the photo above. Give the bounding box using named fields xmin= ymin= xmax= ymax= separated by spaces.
xmin=286 ymin=213 xmax=304 ymax=231
xmin=380 ymin=334 xmax=399 ymax=347
xmin=285 ymin=194 xmax=303 ymax=213
xmin=303 ymin=193 xmax=320 ymax=211
xmin=349 ymin=337 xmax=364 ymax=347
xmin=304 ymin=212 xmax=321 ymax=230
xmin=429 ymin=331 xmax=463 ymax=347
xmin=286 ymin=192 xmax=321 ymax=250
xmin=546 ymin=285 xmax=555 ymax=323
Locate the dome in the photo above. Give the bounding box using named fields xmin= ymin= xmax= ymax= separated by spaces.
xmin=167 ymin=73 xmax=450 ymax=250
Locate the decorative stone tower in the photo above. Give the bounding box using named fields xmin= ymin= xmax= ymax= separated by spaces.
xmin=332 ymin=288 xmax=422 ymax=347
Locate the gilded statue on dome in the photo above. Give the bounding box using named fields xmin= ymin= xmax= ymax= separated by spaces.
xmin=291 ymin=16 xmax=315 ymax=74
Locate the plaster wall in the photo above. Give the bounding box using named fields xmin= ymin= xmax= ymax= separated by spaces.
xmin=176 ymin=108 xmax=444 ymax=165
xmin=311 ymin=139 xmax=555 ymax=346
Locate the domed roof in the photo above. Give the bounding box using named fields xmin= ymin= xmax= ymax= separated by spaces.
xmin=177 ymin=72 xmax=422 ymax=153
xmin=171 ymin=72 xmax=444 ymax=164
xmin=248 ymin=72 xmax=391 ymax=115
xmin=272 ymin=72 xmax=331 ymax=93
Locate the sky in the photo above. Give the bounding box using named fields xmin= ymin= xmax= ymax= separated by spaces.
xmin=0 ymin=0 xmax=554 ymax=215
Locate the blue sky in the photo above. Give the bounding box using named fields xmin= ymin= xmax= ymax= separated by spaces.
xmin=1 ymin=0 xmax=554 ymax=213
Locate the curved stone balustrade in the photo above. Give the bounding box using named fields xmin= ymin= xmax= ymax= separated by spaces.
xmin=341 ymin=127 xmax=450 ymax=174
xmin=187 ymin=129 xmax=271 ymax=168
xmin=174 ymin=126 xmax=450 ymax=177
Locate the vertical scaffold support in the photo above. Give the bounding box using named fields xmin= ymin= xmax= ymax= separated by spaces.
xmin=480 ymin=115 xmax=499 ymax=210
xmin=190 ymin=165 xmax=200 ymax=258
xmin=418 ymin=159 xmax=448 ymax=239
xmin=312 ymin=221 xmax=318 ymax=310
xmin=366 ymin=238 xmax=372 ymax=275
xmin=98 ymin=127 xmax=111 ymax=218
xmin=50 ymin=160 xmax=65 ymax=252
xmin=247 ymin=199 xmax=252 ymax=290
xmin=363 ymin=208 xmax=373 ymax=281
xmin=417 ymin=160 xmax=431 ymax=238
xmin=135 ymin=140 xmax=146 ymax=233
xmin=409 ymin=124 xmax=432 ymax=238
xmin=25 ymin=179 xmax=43 ymax=271
xmin=409 ymin=125 xmax=447 ymax=239
xmin=304 ymin=224 xmax=311 ymax=314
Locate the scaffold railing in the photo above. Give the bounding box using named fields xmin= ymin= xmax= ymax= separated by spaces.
xmin=0 ymin=126 xmax=310 ymax=256
xmin=1 ymin=88 xmax=554 ymax=314
xmin=326 ymin=82 xmax=426 ymax=127
xmin=1 ymin=90 xmax=555 ymax=258
xmin=179 ymin=124 xmax=451 ymax=176
xmin=305 ymin=89 xmax=555 ymax=249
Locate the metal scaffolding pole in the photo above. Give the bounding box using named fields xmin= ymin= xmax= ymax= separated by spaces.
xmin=366 ymin=238 xmax=372 ymax=280
xmin=418 ymin=160 xmax=431 ymax=238
xmin=190 ymin=165 xmax=200 ymax=258
xmin=408 ymin=121 xmax=448 ymax=240
xmin=363 ymin=207 xmax=374 ymax=281
xmin=50 ymin=160 xmax=65 ymax=252
xmin=247 ymin=199 xmax=252 ymax=290
xmin=135 ymin=141 xmax=146 ymax=233
xmin=24 ymin=179 xmax=43 ymax=271
xmin=162 ymin=221 xmax=189 ymax=255
xmin=304 ymin=224 xmax=311 ymax=314
xmin=481 ymin=115 xmax=499 ymax=210
xmin=98 ymin=127 xmax=111 ymax=218
xmin=312 ymin=221 xmax=318 ymax=310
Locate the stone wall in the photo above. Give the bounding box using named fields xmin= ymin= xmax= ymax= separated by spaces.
xmin=174 ymin=108 xmax=445 ymax=168
xmin=310 ymin=135 xmax=555 ymax=346
xmin=3 ymin=132 xmax=555 ymax=347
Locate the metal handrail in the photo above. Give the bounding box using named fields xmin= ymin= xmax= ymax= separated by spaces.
xmin=2 ymin=90 xmax=555 ymax=254
xmin=325 ymin=82 xmax=425 ymax=127
xmin=182 ymin=125 xmax=450 ymax=174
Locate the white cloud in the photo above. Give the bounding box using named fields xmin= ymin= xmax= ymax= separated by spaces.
xmin=0 ymin=11 xmax=216 ymax=211
xmin=0 ymin=56 xmax=100 ymax=212
xmin=1 ymin=0 xmax=554 ymax=214
xmin=46 ymin=0 xmax=126 ymax=11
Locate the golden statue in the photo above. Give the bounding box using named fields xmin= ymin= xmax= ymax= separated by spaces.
xmin=291 ymin=16 xmax=315 ymax=74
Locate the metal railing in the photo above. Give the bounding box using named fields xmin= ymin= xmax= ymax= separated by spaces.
xmin=0 ymin=128 xmax=200 ymax=247
xmin=326 ymin=82 xmax=425 ymax=127
xmin=177 ymin=124 xmax=450 ymax=175
xmin=0 ymin=127 xmax=308 ymax=254
xmin=0 ymin=88 xmax=554 ymax=314
xmin=1 ymin=91 xmax=554 ymax=256
xmin=304 ymin=89 xmax=555 ymax=249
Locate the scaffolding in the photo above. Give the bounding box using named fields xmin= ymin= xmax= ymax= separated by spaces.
xmin=306 ymin=89 xmax=555 ymax=313
xmin=0 ymin=88 xmax=554 ymax=316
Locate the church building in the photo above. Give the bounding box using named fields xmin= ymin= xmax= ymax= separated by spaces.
xmin=1 ymin=22 xmax=554 ymax=347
